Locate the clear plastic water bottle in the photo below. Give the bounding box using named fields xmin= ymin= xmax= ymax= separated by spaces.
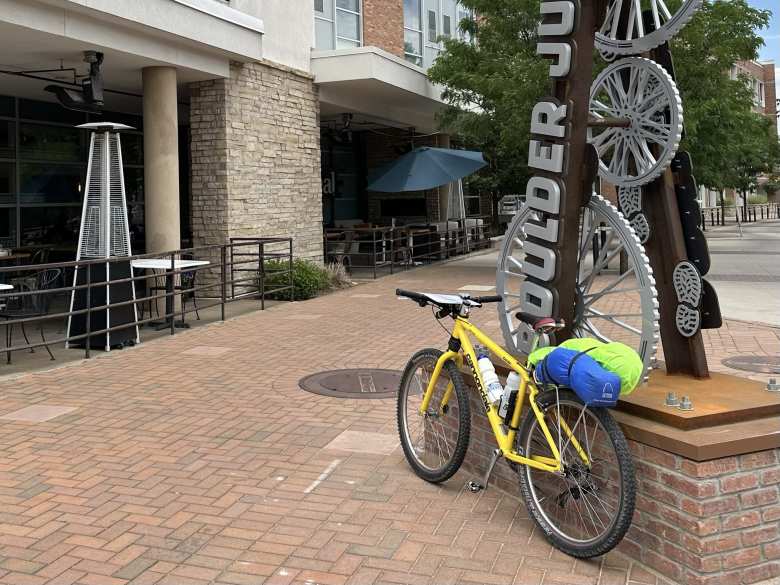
xmin=499 ymin=371 xmax=521 ymax=418
xmin=477 ymin=352 xmax=503 ymax=405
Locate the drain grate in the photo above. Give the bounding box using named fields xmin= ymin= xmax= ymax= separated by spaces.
xmin=721 ymin=356 xmax=780 ymax=375
xmin=299 ymin=369 xmax=401 ymax=399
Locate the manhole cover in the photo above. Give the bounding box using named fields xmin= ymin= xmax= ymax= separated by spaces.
xmin=299 ymin=369 xmax=401 ymax=399
xmin=721 ymin=356 xmax=780 ymax=374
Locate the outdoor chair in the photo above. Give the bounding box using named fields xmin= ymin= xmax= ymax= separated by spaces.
xmin=178 ymin=253 xmax=201 ymax=322
xmin=1 ymin=268 xmax=61 ymax=363
xmin=141 ymin=271 xmax=166 ymax=322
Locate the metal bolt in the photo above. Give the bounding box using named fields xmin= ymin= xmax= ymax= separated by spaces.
xmin=679 ymin=396 xmax=693 ymax=411
xmin=768 ymin=378 xmax=779 ymax=392
xmin=665 ymin=392 xmax=679 ymax=407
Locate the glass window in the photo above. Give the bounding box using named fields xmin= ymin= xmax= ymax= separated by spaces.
xmin=337 ymin=10 xmax=360 ymax=42
xmin=20 ymin=163 xmax=85 ymax=204
xmin=120 ymin=133 xmax=143 ymax=166
xmin=314 ymin=0 xmax=324 ymax=12
xmin=404 ymin=0 xmax=422 ymax=30
xmin=0 ymin=207 xmax=16 ymax=249
xmin=0 ymin=163 xmax=14 ymax=205
xmin=19 ymin=98 xmax=85 ymax=125
xmin=20 ymin=124 xmax=84 ymax=162
xmin=0 ymin=121 xmax=14 ymax=159
xmin=442 ymin=14 xmax=451 ymax=37
xmin=315 ymin=19 xmax=336 ymax=49
xmin=20 ymin=206 xmax=81 ymax=248
xmin=336 ymin=0 xmax=358 ymax=10
xmin=0 ymin=95 xmax=14 ymax=118
xmin=404 ymin=31 xmax=423 ymax=66
xmin=428 ymin=10 xmax=437 ymax=42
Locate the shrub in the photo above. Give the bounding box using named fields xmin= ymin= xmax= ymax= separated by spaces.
xmin=325 ymin=262 xmax=352 ymax=290
xmin=262 ymin=259 xmax=330 ymax=300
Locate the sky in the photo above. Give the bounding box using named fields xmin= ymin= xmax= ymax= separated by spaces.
xmin=748 ymin=0 xmax=779 ymax=65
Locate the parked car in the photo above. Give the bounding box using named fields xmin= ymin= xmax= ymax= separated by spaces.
xmin=498 ymin=195 xmax=525 ymax=228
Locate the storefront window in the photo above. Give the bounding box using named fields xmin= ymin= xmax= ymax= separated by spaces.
xmin=20 ymin=206 xmax=81 ymax=248
xmin=0 ymin=163 xmax=15 ymax=205
xmin=20 ymin=123 xmax=84 ymax=162
xmin=0 ymin=95 xmax=145 ymax=250
xmin=314 ymin=0 xmax=362 ymax=50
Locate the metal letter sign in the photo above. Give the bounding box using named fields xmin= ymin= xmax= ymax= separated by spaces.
xmin=498 ymin=0 xmax=719 ymax=381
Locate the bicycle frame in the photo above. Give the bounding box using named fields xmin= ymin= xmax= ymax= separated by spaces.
xmin=419 ymin=316 xmax=590 ymax=473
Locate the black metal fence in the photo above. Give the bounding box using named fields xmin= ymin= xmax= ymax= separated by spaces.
xmin=323 ymin=218 xmax=493 ymax=279
xmin=700 ymin=203 xmax=780 ymax=228
xmin=0 ymin=237 xmax=293 ymax=363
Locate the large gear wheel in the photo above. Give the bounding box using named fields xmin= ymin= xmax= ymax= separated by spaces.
xmin=596 ymin=0 xmax=702 ymax=59
xmin=589 ymin=57 xmax=683 ymax=188
xmin=497 ymin=194 xmax=659 ymax=382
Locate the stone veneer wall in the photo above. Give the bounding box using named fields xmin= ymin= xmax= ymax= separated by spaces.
xmin=190 ymin=60 xmax=323 ymax=263
xmin=453 ymin=380 xmax=780 ymax=585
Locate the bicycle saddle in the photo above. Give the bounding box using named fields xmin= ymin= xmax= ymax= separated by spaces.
xmin=516 ymin=312 xmax=566 ymax=334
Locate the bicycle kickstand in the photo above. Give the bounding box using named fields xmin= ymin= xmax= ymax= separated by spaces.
xmin=466 ymin=448 xmax=501 ymax=493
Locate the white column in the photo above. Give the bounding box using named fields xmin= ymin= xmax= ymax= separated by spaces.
xmin=142 ymin=67 xmax=181 ymax=253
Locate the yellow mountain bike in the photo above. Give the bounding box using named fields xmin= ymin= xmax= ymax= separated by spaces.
xmin=395 ymin=289 xmax=635 ymax=559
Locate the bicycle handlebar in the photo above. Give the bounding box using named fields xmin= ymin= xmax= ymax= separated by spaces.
xmin=473 ymin=295 xmax=502 ymax=304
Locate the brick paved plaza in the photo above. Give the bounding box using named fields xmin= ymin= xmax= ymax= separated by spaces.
xmin=0 ymin=252 xmax=777 ymax=585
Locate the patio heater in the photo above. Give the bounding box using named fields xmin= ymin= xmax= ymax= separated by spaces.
xmin=66 ymin=122 xmax=139 ymax=350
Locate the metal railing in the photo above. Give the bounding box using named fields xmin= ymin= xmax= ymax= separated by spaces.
xmin=323 ymin=218 xmax=493 ymax=279
xmin=0 ymin=237 xmax=293 ymax=363
xmin=700 ymin=203 xmax=780 ymax=228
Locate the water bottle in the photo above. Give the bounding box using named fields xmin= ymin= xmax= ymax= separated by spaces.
xmin=499 ymin=371 xmax=521 ymax=418
xmin=477 ymin=352 xmax=503 ymax=405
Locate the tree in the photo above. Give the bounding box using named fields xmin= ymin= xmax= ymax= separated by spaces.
xmin=428 ymin=0 xmax=776 ymax=214
xmin=427 ymin=0 xmax=547 ymax=215
xmin=670 ymin=0 xmax=773 ymax=191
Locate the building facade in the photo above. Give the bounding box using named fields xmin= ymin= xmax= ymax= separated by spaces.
xmin=701 ymin=60 xmax=778 ymax=207
xmin=0 ymin=0 xmax=464 ymax=262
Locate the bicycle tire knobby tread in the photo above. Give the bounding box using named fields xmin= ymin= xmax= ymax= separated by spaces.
xmin=517 ymin=389 xmax=636 ymax=558
xmin=397 ymin=348 xmax=471 ymax=483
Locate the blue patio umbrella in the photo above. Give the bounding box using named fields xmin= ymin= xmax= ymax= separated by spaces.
xmin=366 ymin=147 xmax=486 ymax=192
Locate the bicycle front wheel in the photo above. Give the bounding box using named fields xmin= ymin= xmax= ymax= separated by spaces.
xmin=397 ymin=349 xmax=470 ymax=483
xmin=517 ymin=389 xmax=635 ymax=558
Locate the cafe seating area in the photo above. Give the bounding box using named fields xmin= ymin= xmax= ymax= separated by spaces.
xmin=0 ymin=237 xmax=294 ymax=374
xmin=323 ymin=216 xmax=493 ymax=278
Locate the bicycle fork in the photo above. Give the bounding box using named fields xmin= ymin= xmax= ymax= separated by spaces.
xmin=466 ymin=448 xmax=502 ymax=493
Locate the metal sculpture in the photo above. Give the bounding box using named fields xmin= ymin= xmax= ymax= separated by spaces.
xmin=497 ymin=0 xmax=720 ymax=380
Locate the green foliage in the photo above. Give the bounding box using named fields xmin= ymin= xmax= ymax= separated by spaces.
xmin=263 ymin=259 xmax=331 ymax=301
xmin=427 ymin=0 xmax=547 ymax=197
xmin=427 ymin=0 xmax=779 ymax=196
xmin=670 ymin=0 xmax=776 ymax=189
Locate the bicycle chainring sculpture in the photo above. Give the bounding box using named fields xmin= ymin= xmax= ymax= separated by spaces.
xmin=497 ymin=0 xmax=720 ymax=381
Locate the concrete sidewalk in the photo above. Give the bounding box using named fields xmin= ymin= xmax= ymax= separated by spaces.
xmin=0 ymin=253 xmax=776 ymax=585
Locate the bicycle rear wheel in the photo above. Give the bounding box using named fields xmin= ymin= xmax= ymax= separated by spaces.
xmin=397 ymin=349 xmax=470 ymax=483
xmin=517 ymin=389 xmax=635 ymax=558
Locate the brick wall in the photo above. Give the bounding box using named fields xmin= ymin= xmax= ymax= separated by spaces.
xmin=363 ymin=0 xmax=404 ymax=57
xmin=190 ymin=60 xmax=324 ymax=264
xmin=450 ymin=375 xmax=780 ymax=585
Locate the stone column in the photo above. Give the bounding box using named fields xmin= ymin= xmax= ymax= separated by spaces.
xmin=142 ymin=67 xmax=180 ymax=253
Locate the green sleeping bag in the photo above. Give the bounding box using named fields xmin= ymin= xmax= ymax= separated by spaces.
xmin=528 ymin=338 xmax=643 ymax=395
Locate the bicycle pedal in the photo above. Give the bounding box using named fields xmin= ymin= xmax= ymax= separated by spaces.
xmin=466 ymin=481 xmax=484 ymax=493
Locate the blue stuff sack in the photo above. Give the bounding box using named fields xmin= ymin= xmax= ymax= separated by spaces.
xmin=534 ymin=347 xmax=622 ymax=407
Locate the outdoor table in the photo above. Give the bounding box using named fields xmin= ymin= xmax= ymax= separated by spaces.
xmin=131 ymin=259 xmax=210 ymax=330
